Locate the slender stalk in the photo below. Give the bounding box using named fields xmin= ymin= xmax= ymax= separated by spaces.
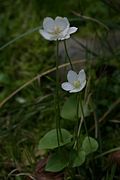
xmin=63 ymin=40 xmax=74 ymax=70
xmin=80 ymin=94 xmax=88 ymax=136
xmin=74 ymin=93 xmax=89 ymax=149
xmin=95 ymin=147 xmax=120 ymax=159
xmin=80 ymin=95 xmax=93 ymax=153
xmin=73 ymin=94 xmax=82 ymax=149
xmin=76 ymin=94 xmax=80 ymax=150
xmin=93 ymin=111 xmax=98 ymax=139
xmin=56 ymin=40 xmax=62 ymax=143
xmin=54 ymin=97 xmax=60 ymax=146
xmin=74 ymin=115 xmax=84 ymax=149
xmin=75 ymin=117 xmax=84 ymax=149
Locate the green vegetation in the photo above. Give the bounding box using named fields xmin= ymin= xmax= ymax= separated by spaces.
xmin=0 ymin=0 xmax=120 ymax=179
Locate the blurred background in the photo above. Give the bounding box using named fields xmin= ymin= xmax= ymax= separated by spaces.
xmin=0 ymin=0 xmax=120 ymax=179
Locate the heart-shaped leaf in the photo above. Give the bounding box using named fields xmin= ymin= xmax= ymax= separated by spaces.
xmin=61 ymin=95 xmax=77 ymax=121
xmin=45 ymin=151 xmax=68 ymax=172
xmin=61 ymin=95 xmax=92 ymax=121
xmin=38 ymin=129 xmax=72 ymax=149
xmin=72 ymin=150 xmax=86 ymax=167
xmin=82 ymin=136 xmax=98 ymax=155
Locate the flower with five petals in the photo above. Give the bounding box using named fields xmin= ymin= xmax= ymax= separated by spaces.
xmin=61 ymin=69 xmax=86 ymax=93
xmin=39 ymin=16 xmax=78 ymax=41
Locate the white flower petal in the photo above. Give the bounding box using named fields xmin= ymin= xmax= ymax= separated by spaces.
xmin=43 ymin=17 xmax=55 ymax=33
xmin=80 ymin=80 xmax=86 ymax=90
xmin=61 ymin=82 xmax=74 ymax=91
xmin=63 ymin=17 xmax=70 ymax=27
xmin=55 ymin=17 xmax=69 ymax=31
xmin=69 ymin=81 xmax=86 ymax=93
xmin=64 ymin=34 xmax=70 ymax=39
xmin=39 ymin=30 xmax=54 ymax=41
xmin=68 ymin=27 xmax=78 ymax=35
xmin=57 ymin=27 xmax=69 ymax=40
xmin=67 ymin=70 xmax=78 ymax=84
xmin=60 ymin=34 xmax=70 ymax=40
xmin=59 ymin=27 xmax=77 ymax=40
xmin=40 ymin=16 xmax=78 ymax=41
xmin=78 ymin=69 xmax=86 ymax=83
xmin=69 ymin=88 xmax=80 ymax=93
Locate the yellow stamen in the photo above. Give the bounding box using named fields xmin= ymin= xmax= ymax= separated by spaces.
xmin=73 ymin=80 xmax=80 ymax=88
xmin=53 ymin=26 xmax=62 ymax=34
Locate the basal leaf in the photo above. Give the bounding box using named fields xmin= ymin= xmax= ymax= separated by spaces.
xmin=72 ymin=150 xmax=86 ymax=167
xmin=61 ymin=95 xmax=77 ymax=121
xmin=82 ymin=136 xmax=98 ymax=155
xmin=45 ymin=151 xmax=68 ymax=172
xmin=38 ymin=129 xmax=72 ymax=149
xmin=61 ymin=95 xmax=92 ymax=121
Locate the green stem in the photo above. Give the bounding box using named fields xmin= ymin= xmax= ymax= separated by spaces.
xmin=80 ymin=95 xmax=92 ymax=149
xmin=74 ymin=93 xmax=89 ymax=149
xmin=80 ymin=94 xmax=88 ymax=136
xmin=63 ymin=40 xmax=74 ymax=70
xmin=74 ymin=116 xmax=83 ymax=150
xmin=73 ymin=94 xmax=82 ymax=149
xmin=76 ymin=94 xmax=80 ymax=150
xmin=56 ymin=40 xmax=62 ymax=143
xmin=95 ymin=147 xmax=120 ymax=159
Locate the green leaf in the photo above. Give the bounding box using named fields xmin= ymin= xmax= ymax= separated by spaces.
xmin=45 ymin=151 xmax=68 ymax=172
xmin=61 ymin=95 xmax=77 ymax=121
xmin=38 ymin=129 xmax=72 ymax=149
xmin=72 ymin=150 xmax=86 ymax=167
xmin=82 ymin=136 xmax=98 ymax=155
xmin=61 ymin=95 xmax=92 ymax=121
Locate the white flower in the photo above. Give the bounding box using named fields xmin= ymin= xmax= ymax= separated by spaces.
xmin=39 ymin=16 xmax=78 ymax=41
xmin=61 ymin=69 xmax=86 ymax=93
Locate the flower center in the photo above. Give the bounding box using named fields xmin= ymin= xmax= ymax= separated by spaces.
xmin=53 ymin=26 xmax=62 ymax=34
xmin=73 ymin=80 xmax=80 ymax=88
